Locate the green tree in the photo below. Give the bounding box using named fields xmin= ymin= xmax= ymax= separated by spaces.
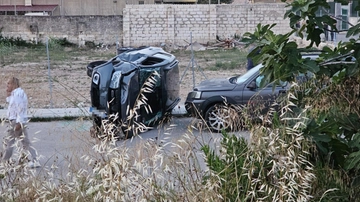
xmin=242 ymin=0 xmax=360 ymax=169
xmin=203 ymin=0 xmax=360 ymax=200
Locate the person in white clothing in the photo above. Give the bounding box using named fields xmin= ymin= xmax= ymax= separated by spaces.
xmin=2 ymin=77 xmax=40 ymax=168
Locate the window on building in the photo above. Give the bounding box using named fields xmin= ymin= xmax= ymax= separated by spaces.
xmin=341 ymin=8 xmax=349 ymax=30
xmin=155 ymin=0 xmax=162 ymax=3
xmin=316 ymin=2 xmax=335 ymax=16
xmin=351 ymin=1 xmax=359 ymax=17
xmin=139 ymin=1 xmax=144 ymax=4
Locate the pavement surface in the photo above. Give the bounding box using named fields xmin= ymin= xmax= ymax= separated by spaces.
xmin=0 ymin=103 xmax=188 ymax=119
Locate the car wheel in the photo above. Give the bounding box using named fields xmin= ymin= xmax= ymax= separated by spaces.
xmin=120 ymin=111 xmax=140 ymax=139
xmin=204 ymin=104 xmax=240 ymax=132
xmin=90 ymin=116 xmax=104 ymax=139
xmin=91 ymin=116 xmax=123 ymax=141
xmin=121 ymin=125 xmax=134 ymax=139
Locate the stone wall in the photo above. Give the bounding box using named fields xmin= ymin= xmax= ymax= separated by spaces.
xmin=0 ymin=15 xmax=123 ymax=46
xmin=0 ymin=4 xmax=291 ymax=47
xmin=123 ymin=4 xmax=291 ymax=47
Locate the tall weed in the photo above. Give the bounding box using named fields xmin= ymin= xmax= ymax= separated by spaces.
xmin=202 ymin=91 xmax=316 ymax=201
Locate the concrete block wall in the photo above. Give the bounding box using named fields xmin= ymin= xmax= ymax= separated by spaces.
xmin=123 ymin=3 xmax=291 ymax=47
xmin=123 ymin=5 xmax=218 ymax=47
xmin=0 ymin=4 xmax=291 ymax=47
xmin=217 ymin=3 xmax=291 ymax=37
xmin=123 ymin=5 xmax=182 ymax=47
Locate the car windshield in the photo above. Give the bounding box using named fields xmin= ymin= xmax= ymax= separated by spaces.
xmin=235 ymin=64 xmax=262 ymax=85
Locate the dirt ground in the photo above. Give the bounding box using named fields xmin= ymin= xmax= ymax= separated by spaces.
xmin=0 ymin=47 xmax=246 ymax=110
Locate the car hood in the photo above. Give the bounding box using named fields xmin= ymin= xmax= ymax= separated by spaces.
xmin=194 ymin=77 xmax=236 ymax=91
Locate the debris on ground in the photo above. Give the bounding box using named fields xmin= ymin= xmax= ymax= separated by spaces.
xmin=159 ymin=34 xmax=335 ymax=52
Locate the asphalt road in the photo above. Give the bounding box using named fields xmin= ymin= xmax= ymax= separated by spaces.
xmin=0 ymin=117 xmax=250 ymax=180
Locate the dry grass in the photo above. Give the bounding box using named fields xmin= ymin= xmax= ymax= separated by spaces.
xmin=0 ymin=72 xmax=222 ymax=201
xmin=0 ymin=77 xmax=316 ymax=201
xmin=0 ymin=121 xmax=224 ymax=201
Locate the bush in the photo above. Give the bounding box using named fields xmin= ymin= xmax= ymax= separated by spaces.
xmin=0 ymin=33 xmax=38 ymax=47
xmin=202 ymin=99 xmax=316 ymax=201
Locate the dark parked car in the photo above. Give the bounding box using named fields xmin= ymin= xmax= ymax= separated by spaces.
xmin=185 ymin=54 xmax=319 ymax=132
xmin=87 ymin=46 xmax=180 ymax=138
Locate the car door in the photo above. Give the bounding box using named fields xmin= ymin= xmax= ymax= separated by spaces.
xmin=242 ymin=74 xmax=287 ymax=115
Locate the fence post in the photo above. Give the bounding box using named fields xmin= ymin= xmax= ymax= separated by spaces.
xmin=46 ymin=38 xmax=53 ymax=108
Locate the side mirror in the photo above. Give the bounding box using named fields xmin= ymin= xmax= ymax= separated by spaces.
xmin=247 ymin=81 xmax=257 ymax=90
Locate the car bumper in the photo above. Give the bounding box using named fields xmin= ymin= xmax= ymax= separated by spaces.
xmin=185 ymin=99 xmax=205 ymax=118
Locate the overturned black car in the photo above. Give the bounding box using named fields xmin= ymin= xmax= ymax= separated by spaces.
xmin=87 ymin=46 xmax=180 ymax=138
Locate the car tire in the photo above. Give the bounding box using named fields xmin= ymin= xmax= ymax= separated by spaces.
xmin=91 ymin=116 xmax=124 ymax=141
xmin=120 ymin=111 xmax=140 ymax=139
xmin=121 ymin=125 xmax=134 ymax=139
xmin=204 ymin=104 xmax=241 ymax=133
xmin=90 ymin=116 xmax=104 ymax=139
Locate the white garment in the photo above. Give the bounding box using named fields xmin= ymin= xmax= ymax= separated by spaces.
xmin=6 ymin=87 xmax=28 ymax=123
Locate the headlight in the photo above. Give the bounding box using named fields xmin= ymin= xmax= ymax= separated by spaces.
xmin=92 ymin=73 xmax=100 ymax=85
xmin=109 ymin=71 xmax=122 ymax=88
xmin=189 ymin=91 xmax=202 ymax=99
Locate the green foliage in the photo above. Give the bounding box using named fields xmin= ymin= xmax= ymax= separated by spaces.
xmin=243 ymin=0 xmax=360 ymax=162
xmin=345 ymin=131 xmax=360 ymax=171
xmin=213 ymin=60 xmax=239 ymax=70
xmin=0 ymin=41 xmax=14 ymax=65
xmin=203 ymin=100 xmax=317 ymax=201
xmin=51 ymin=37 xmax=75 ymax=47
xmin=47 ymin=37 xmax=76 ymax=49
xmin=0 ymin=32 xmax=30 ymax=65
xmin=202 ymin=132 xmax=252 ymax=201
xmin=193 ymin=48 xmax=248 ymax=70
xmin=84 ymin=41 xmax=98 ymax=48
xmin=299 ymin=76 xmax=360 ymax=170
xmin=347 ymin=23 xmax=360 ymax=37
xmin=241 ymin=0 xmax=360 ymax=199
xmin=311 ymin=162 xmax=360 ymax=201
xmin=0 ymin=33 xmax=36 ymax=47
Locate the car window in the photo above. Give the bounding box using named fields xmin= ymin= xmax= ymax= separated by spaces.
xmin=236 ymin=54 xmax=318 ymax=87
xmin=255 ymin=75 xmax=264 ymax=88
xmin=255 ymin=75 xmax=288 ymax=88
xmin=236 ymin=64 xmax=262 ymax=85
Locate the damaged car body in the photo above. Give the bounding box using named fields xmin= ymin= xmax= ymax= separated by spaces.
xmin=87 ymin=46 xmax=180 ymax=138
